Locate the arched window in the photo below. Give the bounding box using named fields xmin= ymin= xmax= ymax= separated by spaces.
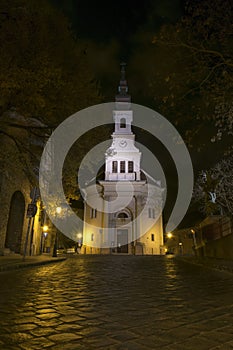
xmin=120 ymin=118 xmax=126 ymax=128
xmin=117 ymin=212 xmax=128 ymax=219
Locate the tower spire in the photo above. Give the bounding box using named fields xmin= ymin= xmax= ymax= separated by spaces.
xmin=115 ymin=62 xmax=131 ymax=103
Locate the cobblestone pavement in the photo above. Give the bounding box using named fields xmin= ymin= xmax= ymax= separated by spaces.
xmin=0 ymin=255 xmax=233 ymax=350
xmin=0 ymin=254 xmax=66 ymax=272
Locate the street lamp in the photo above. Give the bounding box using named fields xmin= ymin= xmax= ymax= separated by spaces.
xmin=77 ymin=233 xmax=82 ymax=240
xmin=191 ymin=229 xmax=197 ymax=247
xmin=40 ymin=224 xmax=49 ymax=254
xmin=43 ymin=225 xmax=48 ymax=232
xmin=76 ymin=233 xmax=82 ymax=252
xmin=167 ymin=232 xmax=173 ymax=239
xmin=56 ymin=206 xmax=62 ymax=214
xmin=178 ymin=242 xmax=183 ymax=255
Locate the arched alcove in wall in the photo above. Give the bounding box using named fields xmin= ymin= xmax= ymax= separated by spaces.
xmin=117 ymin=212 xmax=128 ymax=219
xmin=5 ymin=191 xmax=25 ymax=253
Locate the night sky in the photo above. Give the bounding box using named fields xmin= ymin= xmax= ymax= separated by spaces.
xmin=52 ymin=0 xmax=184 ymax=101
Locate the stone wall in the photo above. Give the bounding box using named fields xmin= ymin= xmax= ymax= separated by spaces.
xmin=0 ymin=124 xmax=42 ymax=256
xmin=202 ymin=233 xmax=233 ymax=260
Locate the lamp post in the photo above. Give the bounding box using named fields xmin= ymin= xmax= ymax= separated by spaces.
xmin=191 ymin=229 xmax=197 ymax=247
xmin=42 ymin=225 xmax=48 ymax=253
xmin=178 ymin=242 xmax=183 ymax=255
xmin=52 ymin=206 xmax=61 ymax=257
xmin=43 ymin=231 xmax=48 ymax=253
xmin=165 ymin=232 xmax=173 ymax=254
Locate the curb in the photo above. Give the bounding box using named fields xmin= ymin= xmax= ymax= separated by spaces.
xmin=175 ymin=256 xmax=233 ymax=275
xmin=0 ymin=257 xmax=67 ymax=273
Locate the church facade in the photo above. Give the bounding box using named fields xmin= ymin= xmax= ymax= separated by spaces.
xmin=81 ymin=64 xmax=164 ymax=255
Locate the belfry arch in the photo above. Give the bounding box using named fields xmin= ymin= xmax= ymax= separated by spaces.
xmin=120 ymin=118 xmax=126 ymax=128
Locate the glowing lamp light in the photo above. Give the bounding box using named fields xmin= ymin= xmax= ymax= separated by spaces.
xmin=56 ymin=206 xmax=62 ymax=214
xmin=77 ymin=233 xmax=82 ymax=239
xmin=43 ymin=225 xmax=48 ymax=232
xmin=167 ymin=232 xmax=173 ymax=239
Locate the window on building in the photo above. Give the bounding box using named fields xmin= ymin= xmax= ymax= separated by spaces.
xmin=91 ymin=233 xmax=94 ymax=241
xmin=148 ymin=208 xmax=155 ymax=218
xmin=112 ymin=161 xmax=118 ymax=173
xmin=90 ymin=208 xmax=97 ymax=219
xmin=128 ymin=161 xmax=134 ymax=173
xmin=120 ymin=161 xmax=125 ymax=173
xmin=151 ymin=234 xmax=154 ymax=241
xmin=120 ymin=118 xmax=126 ymax=128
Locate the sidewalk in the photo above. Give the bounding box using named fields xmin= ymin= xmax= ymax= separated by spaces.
xmin=176 ymin=255 xmax=233 ymax=274
xmin=0 ymin=254 xmax=66 ymax=272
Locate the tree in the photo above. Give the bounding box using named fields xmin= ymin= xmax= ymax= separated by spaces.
xmin=0 ymin=0 xmax=103 ymax=195
xmin=193 ymin=154 xmax=233 ymax=216
xmin=0 ymin=0 xmax=101 ymax=123
xmin=149 ymin=0 xmax=233 ymax=151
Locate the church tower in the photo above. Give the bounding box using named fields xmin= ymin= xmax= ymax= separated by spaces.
xmin=81 ymin=64 xmax=164 ymax=255
xmin=105 ymin=63 xmax=141 ymax=182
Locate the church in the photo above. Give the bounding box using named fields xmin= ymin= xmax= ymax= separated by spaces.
xmin=81 ymin=64 xmax=164 ymax=255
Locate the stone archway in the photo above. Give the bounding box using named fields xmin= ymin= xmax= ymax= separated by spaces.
xmin=5 ymin=191 xmax=25 ymax=254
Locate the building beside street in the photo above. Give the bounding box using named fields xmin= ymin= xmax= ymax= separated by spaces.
xmin=166 ymin=215 xmax=233 ymax=259
xmin=165 ymin=228 xmax=196 ymax=256
xmin=0 ymin=111 xmax=46 ymax=256
xmin=81 ymin=64 xmax=164 ymax=255
xmin=195 ymin=215 xmax=233 ymax=259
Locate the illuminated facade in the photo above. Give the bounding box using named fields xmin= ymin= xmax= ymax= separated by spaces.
xmin=81 ymin=64 xmax=164 ymax=255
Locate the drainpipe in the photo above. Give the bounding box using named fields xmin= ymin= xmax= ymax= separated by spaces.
xmin=133 ymin=195 xmax=137 ymax=255
xmin=99 ymin=183 xmax=105 ymax=254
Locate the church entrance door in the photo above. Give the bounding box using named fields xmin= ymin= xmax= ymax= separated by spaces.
xmin=117 ymin=229 xmax=128 ymax=253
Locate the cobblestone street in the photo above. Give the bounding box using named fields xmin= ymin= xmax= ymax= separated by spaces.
xmin=0 ymin=255 xmax=233 ymax=350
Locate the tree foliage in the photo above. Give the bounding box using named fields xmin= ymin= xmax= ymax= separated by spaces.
xmin=193 ymin=155 xmax=233 ymax=216
xmin=0 ymin=0 xmax=101 ymax=123
xmin=149 ymin=0 xmax=233 ymax=150
xmin=0 ymin=0 xmax=104 ymax=198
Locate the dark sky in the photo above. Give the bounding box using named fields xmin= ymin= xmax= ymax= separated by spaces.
xmin=52 ymin=0 xmax=184 ymax=101
xmin=53 ymin=0 xmax=184 ymax=42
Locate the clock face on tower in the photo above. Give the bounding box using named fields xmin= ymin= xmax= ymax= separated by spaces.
xmin=105 ymin=148 xmax=117 ymax=157
xmin=119 ymin=140 xmax=127 ymax=148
